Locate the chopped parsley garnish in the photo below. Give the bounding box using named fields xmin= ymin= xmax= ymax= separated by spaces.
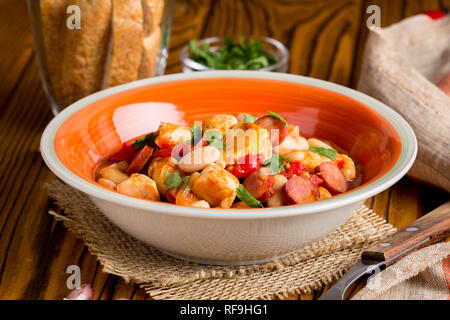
xmin=164 ymin=171 xmax=189 ymax=190
xmin=133 ymin=132 xmax=158 ymax=150
xmin=309 ymin=146 xmax=338 ymax=160
xmin=267 ymin=111 xmax=288 ymax=127
xmin=204 ymin=129 xmax=223 ymax=149
xmin=189 ymin=35 xmax=277 ymax=70
xmin=236 ymin=184 xmax=263 ymax=208
xmin=190 ymin=124 xmax=202 ymax=146
xmin=243 ymin=113 xmax=259 ymax=123
xmin=263 ymin=153 xmax=287 ymax=175
xmin=181 ymin=176 xmax=190 ymax=190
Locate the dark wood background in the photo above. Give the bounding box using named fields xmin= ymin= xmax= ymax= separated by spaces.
xmin=0 ymin=0 xmax=448 ymax=300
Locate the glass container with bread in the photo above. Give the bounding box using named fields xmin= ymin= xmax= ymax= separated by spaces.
xmin=27 ymin=0 xmax=174 ymax=115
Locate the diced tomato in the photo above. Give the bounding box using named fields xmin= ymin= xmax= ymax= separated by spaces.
xmin=422 ymin=10 xmax=446 ymax=20
xmin=126 ymin=145 xmax=154 ymax=174
xmin=283 ymin=161 xmax=306 ymax=180
xmin=309 ymin=174 xmax=324 ymax=187
xmin=335 ymin=160 xmax=345 ymax=170
xmin=108 ymin=142 xmax=137 ymax=162
xmin=228 ymin=154 xmax=263 ymax=178
xmin=153 ymin=148 xmax=172 ymax=158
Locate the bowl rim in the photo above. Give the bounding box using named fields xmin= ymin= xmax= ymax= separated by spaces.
xmin=40 ymin=71 xmax=417 ymax=220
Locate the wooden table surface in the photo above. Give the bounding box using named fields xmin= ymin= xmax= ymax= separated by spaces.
xmin=0 ymin=0 xmax=448 ymax=300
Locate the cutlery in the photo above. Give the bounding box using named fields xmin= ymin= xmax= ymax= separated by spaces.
xmin=319 ymin=201 xmax=450 ymax=300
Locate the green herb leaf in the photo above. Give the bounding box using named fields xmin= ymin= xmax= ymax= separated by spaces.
xmin=279 ymin=154 xmax=289 ymax=162
xmin=133 ymin=132 xmax=158 ymax=150
xmin=190 ymin=124 xmax=202 ymax=146
xmin=189 ymin=36 xmax=278 ymax=70
xmin=236 ymin=185 xmax=263 ymax=208
xmin=164 ymin=171 xmax=183 ymax=189
xmin=181 ymin=176 xmax=190 ymax=190
xmin=263 ymin=153 xmax=286 ymax=175
xmin=243 ymin=113 xmax=259 ymax=123
xmin=267 ymin=111 xmax=288 ymax=127
xmin=204 ymin=129 xmax=223 ymax=149
xmin=309 ymin=146 xmax=338 ymax=160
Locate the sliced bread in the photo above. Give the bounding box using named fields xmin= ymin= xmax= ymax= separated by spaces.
xmin=141 ymin=0 xmax=165 ymax=35
xmin=61 ymin=0 xmax=112 ymax=105
xmin=138 ymin=26 xmax=162 ymax=78
xmin=40 ymin=0 xmax=68 ymax=104
xmin=102 ymin=0 xmax=144 ymax=88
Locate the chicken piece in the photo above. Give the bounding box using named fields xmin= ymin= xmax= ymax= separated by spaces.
xmin=191 ymin=163 xmax=240 ymax=208
xmin=117 ymin=173 xmax=160 ymax=201
xmin=203 ymin=114 xmax=238 ymax=135
xmin=273 ymin=125 xmax=309 ymax=156
xmin=175 ymin=188 xmax=210 ymax=208
xmin=155 ymin=122 xmax=191 ymax=149
xmin=224 ymin=122 xmax=272 ymax=165
xmin=148 ymin=157 xmax=178 ymax=197
xmin=335 ymin=154 xmax=356 ymax=181
xmin=285 ymin=150 xmax=331 ymax=173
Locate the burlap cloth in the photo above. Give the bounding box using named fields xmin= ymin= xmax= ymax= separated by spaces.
xmin=352 ymin=242 xmax=450 ymax=300
xmin=47 ymin=179 xmax=397 ymax=299
xmin=357 ymin=14 xmax=450 ymax=192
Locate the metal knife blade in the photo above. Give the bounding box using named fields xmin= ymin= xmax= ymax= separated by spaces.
xmin=318 ymin=201 xmax=450 ymax=300
xmin=318 ymin=237 xmax=431 ymax=300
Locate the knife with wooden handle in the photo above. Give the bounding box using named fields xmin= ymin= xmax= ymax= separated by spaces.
xmin=319 ymin=201 xmax=450 ymax=300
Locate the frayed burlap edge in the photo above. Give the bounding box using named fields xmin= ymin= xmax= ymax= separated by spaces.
xmin=46 ymin=179 xmax=397 ymax=299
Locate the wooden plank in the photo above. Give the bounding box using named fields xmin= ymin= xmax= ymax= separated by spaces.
xmin=0 ymin=0 xmax=448 ymax=301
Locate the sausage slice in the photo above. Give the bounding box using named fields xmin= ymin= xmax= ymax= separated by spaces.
xmin=126 ymin=145 xmax=154 ymax=174
xmin=255 ymin=115 xmax=288 ymax=146
xmin=282 ymin=176 xmax=319 ymax=205
xmin=318 ymin=162 xmax=348 ymax=194
xmin=243 ymin=167 xmax=275 ymax=202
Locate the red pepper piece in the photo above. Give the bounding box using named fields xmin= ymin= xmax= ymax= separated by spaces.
xmin=422 ymin=10 xmax=446 ymax=20
xmin=284 ymin=161 xmax=306 ymax=180
xmin=153 ymin=148 xmax=172 ymax=158
xmin=309 ymin=174 xmax=324 ymax=187
xmin=335 ymin=160 xmax=345 ymax=170
xmin=228 ymin=154 xmax=263 ymax=178
xmin=126 ymin=145 xmax=154 ymax=175
xmin=108 ymin=142 xmax=137 ymax=162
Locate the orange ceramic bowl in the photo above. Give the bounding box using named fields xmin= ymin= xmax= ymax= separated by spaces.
xmin=41 ymin=71 xmax=417 ymax=265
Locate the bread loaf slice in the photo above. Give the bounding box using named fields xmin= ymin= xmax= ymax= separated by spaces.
xmin=40 ymin=0 xmax=68 ymax=104
xmin=103 ymin=0 xmax=143 ymax=88
xmin=138 ymin=0 xmax=164 ymax=78
xmin=138 ymin=26 xmax=161 ymax=78
xmin=61 ymin=0 xmax=112 ymax=105
xmin=141 ymin=0 xmax=165 ymax=35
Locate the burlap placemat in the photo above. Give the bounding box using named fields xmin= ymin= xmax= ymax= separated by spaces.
xmin=47 ymin=179 xmax=396 ymax=299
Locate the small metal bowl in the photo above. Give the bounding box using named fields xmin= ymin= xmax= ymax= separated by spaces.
xmin=180 ymin=36 xmax=290 ymax=73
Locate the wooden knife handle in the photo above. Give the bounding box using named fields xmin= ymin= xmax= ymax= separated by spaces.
xmin=362 ymin=201 xmax=450 ymax=266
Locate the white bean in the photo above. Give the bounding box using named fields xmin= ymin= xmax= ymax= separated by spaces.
xmin=98 ymin=178 xmax=117 ymax=190
xmin=109 ymin=161 xmax=129 ymax=172
xmin=178 ymin=146 xmax=220 ymax=173
xmin=100 ymin=167 xmax=129 ymax=184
